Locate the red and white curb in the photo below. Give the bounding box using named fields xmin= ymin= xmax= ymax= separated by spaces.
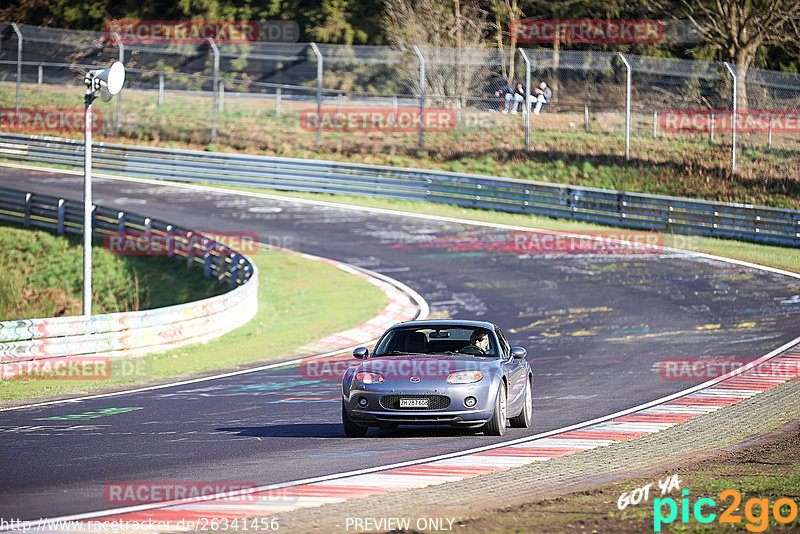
xmin=293 ymin=261 xmax=422 ymax=355
xmin=25 ymin=340 xmax=800 ymax=533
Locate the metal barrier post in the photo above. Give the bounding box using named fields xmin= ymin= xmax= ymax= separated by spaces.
xmin=618 ymin=53 xmax=631 ymax=160
xmin=653 ymin=110 xmax=658 ymax=138
xmin=24 ymin=193 xmax=31 ymax=226
xmin=83 ymin=90 xmax=94 ymax=316
xmin=57 ymin=199 xmax=65 ymax=234
xmin=519 ymin=49 xmax=531 ymax=151
xmin=208 ymin=38 xmax=219 ymax=143
xmin=723 ymin=62 xmax=737 ymax=172
xmin=37 ymin=63 xmax=42 ymax=93
xmin=12 ymin=23 xmax=22 ymax=126
xmin=310 ymin=43 xmax=323 ymax=149
xmin=114 ymin=33 xmax=124 ymax=133
xmin=158 ymin=74 xmax=164 ymax=105
xmin=585 ymin=105 xmax=589 ymax=133
xmin=219 ymin=81 xmax=225 ymax=111
xmin=710 ymin=113 xmax=715 ymax=142
xmin=413 ymin=45 xmax=425 ymax=151
xmin=768 ymin=117 xmax=773 ymax=149
xmin=275 ymin=87 xmax=281 ymax=117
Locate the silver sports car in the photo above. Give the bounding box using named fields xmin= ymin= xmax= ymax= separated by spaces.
xmin=341 ymin=320 xmax=532 ymax=437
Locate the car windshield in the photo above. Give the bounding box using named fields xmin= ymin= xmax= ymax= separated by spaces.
xmin=373 ymin=326 xmax=498 ymax=357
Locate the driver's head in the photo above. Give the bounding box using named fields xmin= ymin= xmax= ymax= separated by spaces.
xmin=470 ymin=330 xmax=490 ymax=351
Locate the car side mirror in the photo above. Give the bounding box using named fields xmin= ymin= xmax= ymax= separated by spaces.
xmin=511 ymin=346 xmax=527 ymax=359
xmin=353 ymin=347 xmax=369 ymax=359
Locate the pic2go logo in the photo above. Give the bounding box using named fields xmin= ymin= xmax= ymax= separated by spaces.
xmin=654 ymin=489 xmax=799 ymax=532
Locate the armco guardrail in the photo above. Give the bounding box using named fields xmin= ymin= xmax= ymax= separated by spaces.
xmin=1 ymin=133 xmax=798 ymax=246
xmin=0 ymin=186 xmax=257 ymax=369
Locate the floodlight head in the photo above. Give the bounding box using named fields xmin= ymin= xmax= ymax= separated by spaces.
xmin=86 ymin=61 xmax=125 ymax=100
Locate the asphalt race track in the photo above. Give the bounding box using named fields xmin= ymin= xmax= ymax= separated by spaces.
xmin=1 ymin=167 xmax=798 ymax=521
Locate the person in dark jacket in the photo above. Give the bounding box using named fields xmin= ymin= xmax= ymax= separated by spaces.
xmin=502 ymin=81 xmax=525 ymax=113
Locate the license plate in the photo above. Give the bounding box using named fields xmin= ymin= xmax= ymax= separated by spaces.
xmin=400 ymin=398 xmax=429 ymax=408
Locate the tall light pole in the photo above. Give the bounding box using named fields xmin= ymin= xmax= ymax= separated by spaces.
xmin=83 ymin=61 xmax=125 ymax=316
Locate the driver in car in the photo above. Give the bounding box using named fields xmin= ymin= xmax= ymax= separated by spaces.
xmin=467 ymin=330 xmax=490 ymax=354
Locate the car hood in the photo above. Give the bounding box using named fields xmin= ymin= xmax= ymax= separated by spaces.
xmin=355 ymin=353 xmax=496 ymax=381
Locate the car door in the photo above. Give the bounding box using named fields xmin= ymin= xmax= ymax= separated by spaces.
xmin=496 ymin=328 xmax=526 ymax=409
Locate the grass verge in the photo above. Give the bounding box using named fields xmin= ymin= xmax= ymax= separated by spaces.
xmin=3 ymin=84 xmax=799 ymax=208
xmin=0 ymin=224 xmax=226 ymax=319
xmin=0 ymin=246 xmax=388 ymax=401
xmin=459 ymin=422 xmax=800 ymax=533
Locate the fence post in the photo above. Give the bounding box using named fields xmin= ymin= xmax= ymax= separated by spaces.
xmin=219 ymin=81 xmax=225 ymax=111
xmin=37 ymin=63 xmax=42 ymax=93
xmin=618 ymin=52 xmax=631 ymax=160
xmin=519 ymin=49 xmax=531 ymax=151
xmin=585 ymin=105 xmax=589 ymax=133
xmin=768 ymin=117 xmax=772 ymax=149
xmin=413 ymin=45 xmax=425 ymax=151
xmin=208 ymin=38 xmax=219 ymax=143
xmin=653 ymin=110 xmax=658 ymax=138
xmin=723 ymin=62 xmax=737 ymax=172
xmin=310 ymin=43 xmax=323 ymax=149
xmin=114 ymin=33 xmax=124 ymax=134
xmin=158 ymin=74 xmax=164 ymax=105
xmin=11 ymin=23 xmax=22 ymax=126
xmin=710 ymin=113 xmax=715 ymax=142
xmin=275 ymin=87 xmax=281 ymax=116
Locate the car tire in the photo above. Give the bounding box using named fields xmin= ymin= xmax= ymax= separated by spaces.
xmin=483 ymin=383 xmax=507 ymax=436
xmin=342 ymin=401 xmax=368 ymax=438
xmin=509 ymin=375 xmax=532 ymax=428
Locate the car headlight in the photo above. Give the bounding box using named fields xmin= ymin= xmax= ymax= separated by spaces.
xmin=355 ymin=371 xmax=385 ymax=384
xmin=446 ymin=371 xmax=484 ymax=384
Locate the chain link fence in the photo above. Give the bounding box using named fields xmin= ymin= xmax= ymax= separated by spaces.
xmin=2 ymin=22 xmax=800 ymax=170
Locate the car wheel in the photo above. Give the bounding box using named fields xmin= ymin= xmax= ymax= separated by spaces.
xmin=483 ymin=383 xmax=507 ymax=436
xmin=509 ymin=375 xmax=532 ymax=428
xmin=342 ymin=400 xmax=368 ymax=438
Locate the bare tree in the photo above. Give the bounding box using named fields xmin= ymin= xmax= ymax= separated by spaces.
xmin=382 ymin=0 xmax=490 ymax=107
xmin=653 ymin=0 xmax=800 ymax=109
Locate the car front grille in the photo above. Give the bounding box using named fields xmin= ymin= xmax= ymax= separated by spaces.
xmin=380 ymin=394 xmax=451 ymax=410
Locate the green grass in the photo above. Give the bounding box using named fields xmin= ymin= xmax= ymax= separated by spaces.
xmin=0 ymin=236 xmax=389 ymax=401
xmin=456 ymin=430 xmax=800 ymax=534
xmin=3 ymin=83 xmax=799 ymax=209
xmin=0 ymin=224 xmax=226 ymax=319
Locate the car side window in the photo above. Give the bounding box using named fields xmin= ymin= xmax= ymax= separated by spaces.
xmin=496 ymin=328 xmax=511 ymax=359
